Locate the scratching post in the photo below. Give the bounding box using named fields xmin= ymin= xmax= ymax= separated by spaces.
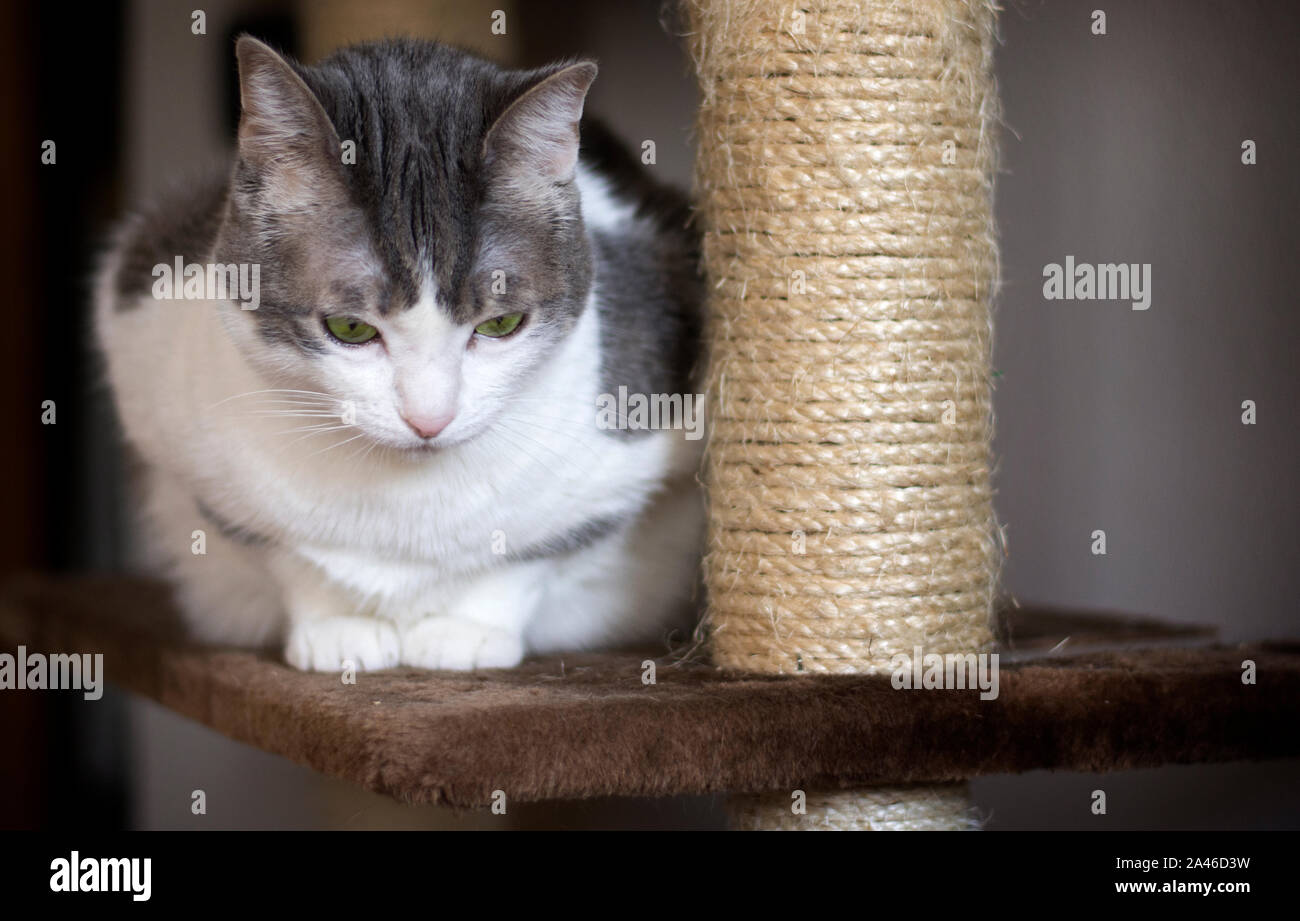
xmin=731 ymin=784 xmax=977 ymax=831
xmin=690 ymin=0 xmax=1000 ymax=674
xmin=688 ymin=0 xmax=999 ymax=828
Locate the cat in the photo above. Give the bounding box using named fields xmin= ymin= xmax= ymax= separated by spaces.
xmin=94 ymin=36 xmax=705 ymax=672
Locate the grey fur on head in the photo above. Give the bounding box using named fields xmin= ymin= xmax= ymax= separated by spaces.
xmin=110 ymin=35 xmax=702 ymax=414
xmin=216 ymin=37 xmax=599 ymax=352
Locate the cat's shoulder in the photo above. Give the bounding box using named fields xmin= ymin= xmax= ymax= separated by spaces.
xmin=577 ymin=118 xmax=694 ymax=242
xmin=102 ymin=162 xmax=230 ymax=309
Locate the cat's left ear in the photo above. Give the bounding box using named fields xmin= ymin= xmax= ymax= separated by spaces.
xmin=483 ymin=61 xmax=598 ymax=184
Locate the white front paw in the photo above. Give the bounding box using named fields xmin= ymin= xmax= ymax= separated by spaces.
xmin=400 ymin=618 xmax=524 ymax=671
xmin=284 ymin=617 xmax=401 ymax=672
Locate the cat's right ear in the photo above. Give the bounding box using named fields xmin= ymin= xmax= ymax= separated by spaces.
xmin=234 ymin=36 xmax=343 ymax=200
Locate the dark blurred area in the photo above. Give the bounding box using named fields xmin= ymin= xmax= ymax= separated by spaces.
xmin=1 ymin=0 xmax=127 ymax=831
xmin=1 ymin=0 xmax=1296 ymax=829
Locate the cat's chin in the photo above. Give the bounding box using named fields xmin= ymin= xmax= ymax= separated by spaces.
xmin=388 ymin=431 xmax=484 ymax=459
xmin=324 ymin=430 xmax=449 ymax=461
xmin=400 ymin=441 xmax=443 ymax=455
xmin=388 ymin=437 xmax=456 ymax=458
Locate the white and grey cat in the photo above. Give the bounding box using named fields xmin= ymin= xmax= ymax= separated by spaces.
xmin=95 ymin=37 xmax=705 ymax=671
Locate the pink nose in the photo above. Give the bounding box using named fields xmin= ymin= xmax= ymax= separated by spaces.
xmin=402 ymin=411 xmax=455 ymax=440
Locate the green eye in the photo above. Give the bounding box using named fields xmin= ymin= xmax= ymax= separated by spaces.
xmin=474 ymin=313 xmax=524 ymax=339
xmin=325 ymin=316 xmax=379 ymax=344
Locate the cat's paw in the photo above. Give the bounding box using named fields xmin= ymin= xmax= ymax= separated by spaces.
xmin=284 ymin=617 xmax=401 ymax=672
xmin=399 ymin=618 xmax=524 ymax=671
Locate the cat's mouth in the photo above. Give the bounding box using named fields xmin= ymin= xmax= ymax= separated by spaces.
xmin=394 ymin=437 xmax=449 ymax=457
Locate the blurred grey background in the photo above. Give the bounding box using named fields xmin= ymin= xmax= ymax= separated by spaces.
xmin=13 ymin=0 xmax=1297 ymax=828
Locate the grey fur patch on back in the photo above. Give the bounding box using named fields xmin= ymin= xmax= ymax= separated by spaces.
xmin=506 ymin=514 xmax=628 ymax=564
xmin=580 ymin=125 xmax=704 ymax=435
xmin=112 ymin=167 xmax=230 ymax=307
xmin=592 ymin=223 xmax=702 ymax=405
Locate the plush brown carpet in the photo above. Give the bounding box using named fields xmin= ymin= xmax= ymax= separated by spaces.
xmin=1 ymin=574 xmax=1295 ymax=807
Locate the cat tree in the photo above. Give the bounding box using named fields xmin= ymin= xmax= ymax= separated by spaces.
xmin=1 ymin=0 xmax=1298 ymax=829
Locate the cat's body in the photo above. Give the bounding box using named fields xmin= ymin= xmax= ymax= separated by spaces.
xmin=95 ymin=38 xmax=704 ymax=671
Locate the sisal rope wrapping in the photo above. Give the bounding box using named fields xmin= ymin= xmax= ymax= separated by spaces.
xmin=731 ymin=783 xmax=979 ymax=831
xmin=689 ymin=0 xmax=1001 ymax=675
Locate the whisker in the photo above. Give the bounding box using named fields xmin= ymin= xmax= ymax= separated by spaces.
xmin=487 ymin=427 xmax=568 ymax=482
xmin=245 ymin=410 xmax=345 ymax=418
xmin=304 ymin=430 xmax=369 ymax=460
xmin=504 ymin=417 xmax=607 ymax=455
xmin=281 ymin=424 xmax=356 ymax=449
xmin=207 ymin=388 xmax=336 ymax=411
xmin=494 ymin=421 xmax=608 ymax=480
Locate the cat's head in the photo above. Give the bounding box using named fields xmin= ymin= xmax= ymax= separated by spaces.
xmin=213 ymin=36 xmax=597 ymax=451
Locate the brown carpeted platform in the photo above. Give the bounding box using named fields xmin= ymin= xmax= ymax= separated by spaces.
xmin=1 ymin=574 xmax=1295 ymax=807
